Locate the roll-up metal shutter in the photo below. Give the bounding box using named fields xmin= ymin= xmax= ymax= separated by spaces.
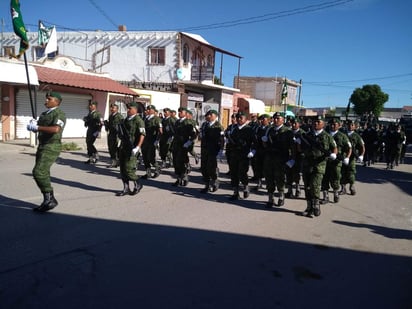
xmin=16 ymin=90 xmax=92 ymax=138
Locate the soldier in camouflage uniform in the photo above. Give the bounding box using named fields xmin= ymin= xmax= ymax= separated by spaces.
xmin=223 ymin=114 xmax=237 ymax=176
xmin=171 ymin=107 xmax=197 ymax=186
xmin=199 ymin=110 xmax=225 ymax=193
xmin=159 ymin=107 xmax=176 ymax=168
xmin=27 ymin=92 xmax=66 ymax=212
xmin=228 ymin=112 xmax=256 ymax=200
xmin=116 ymin=102 xmax=146 ymax=196
xmin=253 ymin=114 xmax=271 ymax=190
xmin=320 ymin=119 xmax=352 ymax=204
xmin=83 ymin=101 xmax=103 ymax=164
xmin=141 ymin=105 xmax=163 ymax=179
xmin=262 ymin=112 xmax=295 ymax=207
xmin=104 ymin=103 xmax=124 ymax=168
xmin=340 ymin=120 xmax=365 ymax=195
xmin=298 ymin=116 xmax=337 ymax=217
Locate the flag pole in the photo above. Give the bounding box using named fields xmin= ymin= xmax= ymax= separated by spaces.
xmin=23 ymin=52 xmax=36 ymax=119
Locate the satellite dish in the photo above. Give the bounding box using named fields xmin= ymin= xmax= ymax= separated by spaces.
xmin=176 ymin=68 xmax=184 ymax=80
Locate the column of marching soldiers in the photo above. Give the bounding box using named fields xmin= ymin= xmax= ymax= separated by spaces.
xmin=102 ymin=102 xmax=407 ymax=218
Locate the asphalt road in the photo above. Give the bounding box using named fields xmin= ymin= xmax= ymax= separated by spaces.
xmin=0 ymin=141 xmax=411 ymax=309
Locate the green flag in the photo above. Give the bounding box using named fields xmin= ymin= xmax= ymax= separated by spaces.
xmin=281 ymin=78 xmax=288 ymax=101
xmin=10 ymin=0 xmax=29 ymax=58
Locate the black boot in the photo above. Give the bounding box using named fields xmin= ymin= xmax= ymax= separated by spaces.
xmin=266 ymin=193 xmax=274 ymax=208
xmin=302 ymin=200 xmax=313 ymax=217
xmin=116 ymin=181 xmax=130 ymax=196
xmin=142 ymin=168 xmax=152 ymax=179
xmin=320 ymin=190 xmax=329 ymax=204
xmin=152 ymin=166 xmax=161 ymax=178
xmin=313 ymin=199 xmax=321 ymax=217
xmin=130 ymin=181 xmax=143 ymax=195
xmin=230 ymin=187 xmax=240 ymax=200
xmin=243 ymin=185 xmax=250 ymax=199
xmin=333 ymin=190 xmax=339 ymax=203
xmin=277 ymin=191 xmax=285 ymax=207
xmin=209 ymin=179 xmax=219 ymax=192
xmin=33 ymin=191 xmax=58 ymax=212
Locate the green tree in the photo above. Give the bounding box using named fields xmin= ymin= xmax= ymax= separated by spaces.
xmin=349 ymin=84 xmax=389 ymax=117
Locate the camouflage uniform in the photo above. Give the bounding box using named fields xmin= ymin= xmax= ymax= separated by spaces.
xmin=141 ymin=112 xmax=162 ymax=178
xmin=105 ymin=107 xmax=124 ymax=167
xmin=84 ymin=104 xmax=102 ymax=163
xmin=159 ymin=112 xmax=176 ymax=168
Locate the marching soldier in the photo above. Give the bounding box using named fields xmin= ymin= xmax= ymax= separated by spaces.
xmin=83 ymin=101 xmax=103 ymax=164
xmin=199 ymin=110 xmax=225 ymax=193
xmin=340 ymin=120 xmax=365 ymax=195
xmin=299 ymin=116 xmax=337 ymax=217
xmin=224 ymin=113 xmax=237 ymax=175
xmin=104 ymin=103 xmax=124 ymax=168
xmin=116 ymin=102 xmax=145 ymax=196
xmin=171 ymin=107 xmax=197 ymax=186
xmin=228 ymin=112 xmax=256 ymax=200
xmin=141 ymin=105 xmax=162 ymax=179
xmin=320 ymin=119 xmax=352 ymax=204
xmin=262 ymin=112 xmax=295 ymax=207
xmin=253 ymin=114 xmax=271 ymax=190
xmin=27 ymin=91 xmax=66 ymax=212
xmin=159 ymin=107 xmax=176 ymax=168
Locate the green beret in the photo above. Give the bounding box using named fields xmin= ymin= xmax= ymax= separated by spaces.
xmin=163 ymin=107 xmax=171 ymax=112
xmin=89 ymin=101 xmax=98 ymax=106
xmin=178 ymin=107 xmax=188 ymax=112
xmin=291 ymin=118 xmax=301 ymax=124
xmin=128 ymin=101 xmax=139 ymax=108
xmin=315 ymin=115 xmax=325 ymax=121
xmin=187 ymin=109 xmax=193 ymax=115
xmin=236 ymin=111 xmax=246 ymax=118
xmin=146 ymin=105 xmax=156 ymax=110
xmin=329 ymin=118 xmax=341 ymax=124
xmin=272 ymin=112 xmax=283 ymax=118
xmin=46 ymin=91 xmax=62 ymax=102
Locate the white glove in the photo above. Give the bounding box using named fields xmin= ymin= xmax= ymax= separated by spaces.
xmin=93 ymin=131 xmax=100 ymax=137
xmin=343 ymin=157 xmax=350 ymax=166
xmin=261 ymin=136 xmax=268 ymax=143
xmin=286 ymin=159 xmax=295 ymax=168
xmin=358 ymin=155 xmax=364 ymax=163
xmin=329 ymin=153 xmax=337 ymax=160
xmin=247 ymin=150 xmax=256 ymax=159
xmin=132 ymin=146 xmax=141 ymax=156
xmin=381 ymin=142 xmax=385 ymax=147
xmin=217 ymin=149 xmax=224 ymax=162
xmin=27 ymin=119 xmax=38 ymax=132
xmin=183 ymin=140 xmax=193 ymax=148
xmin=294 ymin=137 xmax=301 ymax=145
xmin=154 ymin=140 xmax=159 ymax=147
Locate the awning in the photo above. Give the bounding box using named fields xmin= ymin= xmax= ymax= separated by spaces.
xmin=243 ymin=98 xmax=266 ymax=114
xmin=0 ymin=61 xmax=39 ymax=86
xmin=34 ymin=65 xmax=137 ymax=96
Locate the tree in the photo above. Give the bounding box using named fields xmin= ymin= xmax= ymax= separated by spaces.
xmin=349 ymin=84 xmax=389 ymax=117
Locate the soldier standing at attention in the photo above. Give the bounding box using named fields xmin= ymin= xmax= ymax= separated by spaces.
xmin=116 ymin=102 xmax=145 ymax=196
xmin=83 ymin=101 xmax=103 ymax=164
xmin=228 ymin=112 xmax=256 ymax=200
xmin=159 ymin=107 xmax=176 ymax=168
xmin=172 ymin=107 xmax=197 ymax=187
xmin=262 ymin=112 xmax=295 ymax=207
xmin=141 ymin=105 xmax=163 ymax=179
xmin=199 ymin=110 xmax=225 ymax=193
xmin=26 ymin=92 xmax=66 ymax=212
xmin=340 ymin=120 xmax=365 ymax=195
xmin=104 ymin=103 xmax=124 ymax=168
xmin=298 ymin=116 xmax=337 ymax=217
xmin=320 ymin=118 xmax=352 ymax=204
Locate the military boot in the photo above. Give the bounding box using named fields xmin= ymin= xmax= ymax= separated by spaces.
xmin=243 ymin=185 xmax=250 ymax=199
xmin=333 ymin=190 xmax=340 ymax=203
xmin=349 ymin=184 xmax=356 ymax=195
xmin=313 ymin=199 xmax=321 ymax=217
xmin=302 ymin=200 xmax=313 ymax=217
xmin=277 ymin=191 xmax=285 ymax=207
xmin=230 ymin=187 xmax=240 ymax=200
xmin=116 ymin=181 xmax=130 ymax=196
xmin=181 ymin=175 xmax=189 ymax=186
xmin=339 ymin=184 xmax=347 ymax=195
xmin=152 ymin=166 xmax=161 ymax=178
xmin=295 ymin=183 xmax=301 ymax=198
xmin=320 ymin=190 xmax=329 ymax=204
xmin=209 ymin=179 xmax=219 ymax=192
xmin=200 ymin=182 xmax=210 ymax=193
xmin=85 ymin=156 xmax=94 ymax=164
xmin=130 ymin=181 xmax=143 ymax=195
xmin=285 ymin=185 xmax=293 ymax=198
xmin=142 ymin=168 xmax=152 ymax=179
xmin=266 ymin=193 xmax=275 ymax=208
xmin=33 ymin=191 xmax=58 ymax=212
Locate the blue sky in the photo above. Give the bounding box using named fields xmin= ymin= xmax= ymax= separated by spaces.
xmin=2 ymin=0 xmax=411 ymax=108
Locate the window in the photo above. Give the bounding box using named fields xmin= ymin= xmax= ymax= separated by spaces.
xmin=183 ymin=44 xmax=189 ymax=65
xmin=2 ymin=46 xmax=15 ymax=58
xmin=149 ymin=47 xmax=165 ymax=65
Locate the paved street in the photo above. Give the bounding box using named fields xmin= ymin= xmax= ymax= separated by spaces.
xmin=0 ymin=140 xmax=411 ymax=309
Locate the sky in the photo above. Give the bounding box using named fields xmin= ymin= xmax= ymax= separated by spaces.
xmin=1 ymin=0 xmax=411 ymax=108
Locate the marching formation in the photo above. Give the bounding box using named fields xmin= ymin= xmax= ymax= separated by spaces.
xmin=27 ymin=94 xmax=408 ymax=216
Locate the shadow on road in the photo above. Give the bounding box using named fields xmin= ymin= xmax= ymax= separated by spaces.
xmin=0 ymin=195 xmax=411 ymax=309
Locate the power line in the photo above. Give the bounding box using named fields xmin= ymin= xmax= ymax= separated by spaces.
xmin=306 ymin=73 xmax=412 ymax=85
xmin=87 ymin=0 xmax=118 ymax=29
xmin=179 ymin=0 xmax=354 ymax=31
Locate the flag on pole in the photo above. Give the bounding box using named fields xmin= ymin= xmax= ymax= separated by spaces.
xmin=10 ymin=0 xmax=29 ymax=58
xmin=38 ymin=20 xmax=58 ymax=56
xmin=281 ymin=78 xmax=288 ymax=102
